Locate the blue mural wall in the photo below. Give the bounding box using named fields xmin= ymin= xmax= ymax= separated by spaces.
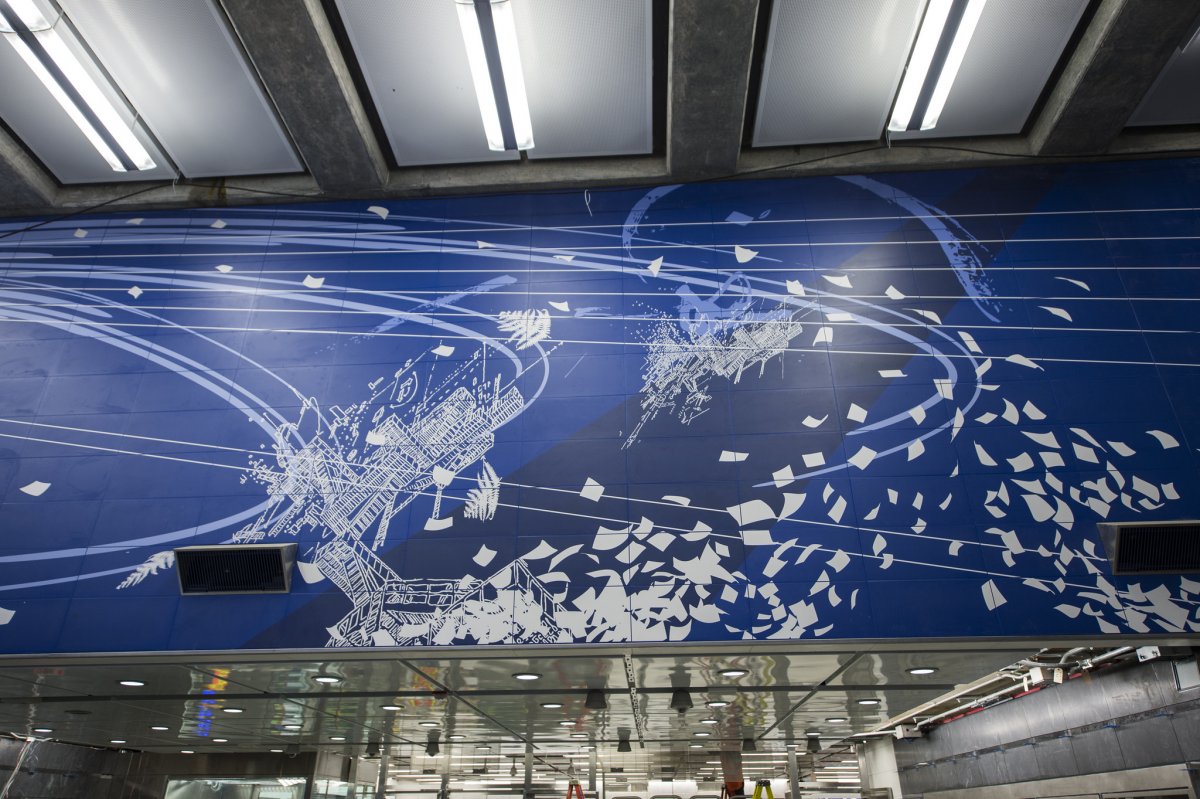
xmin=1 ymin=158 xmax=1199 ymax=654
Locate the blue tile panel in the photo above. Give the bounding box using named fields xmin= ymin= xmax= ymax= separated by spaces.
xmin=0 ymin=160 xmax=1199 ymax=653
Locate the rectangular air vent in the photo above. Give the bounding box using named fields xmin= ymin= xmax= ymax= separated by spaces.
xmin=174 ymin=544 xmax=296 ymax=595
xmin=1097 ymin=521 xmax=1200 ymax=574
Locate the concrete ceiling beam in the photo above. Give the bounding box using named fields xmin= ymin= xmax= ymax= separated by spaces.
xmin=0 ymin=126 xmax=57 ymax=212
xmin=1029 ymin=0 xmax=1200 ymax=157
xmin=216 ymin=0 xmax=389 ymax=196
xmin=667 ymin=0 xmax=760 ymax=180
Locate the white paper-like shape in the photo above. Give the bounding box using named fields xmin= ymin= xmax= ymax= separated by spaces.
xmin=73 ymin=228 xmax=88 ymax=238
xmin=365 ymin=429 xmax=388 ymax=446
xmin=798 ymin=415 xmax=826 ymax=430
xmin=948 ymin=541 xmax=963 ymax=556
xmin=975 ymin=443 xmax=997 ymax=466
xmin=553 ymin=254 xmax=576 ymax=263
xmin=548 ymin=300 xmax=571 ymax=312
xmin=302 ymin=274 xmax=325 ymax=289
xmin=847 ymin=403 xmax=867 ymax=423
xmin=878 ymin=369 xmax=906 ymax=378
xmin=848 ymin=446 xmax=876 ymax=470
xmin=127 ymin=286 xmax=143 ymax=299
xmin=827 ymin=549 xmax=851 ymax=572
xmin=743 ymin=529 xmax=774 ymax=546
xmin=823 ymin=273 xmax=852 ymax=289
xmin=1005 ymin=353 xmax=1042 ymax=370
xmin=1108 ymin=440 xmax=1135 ymax=457
xmin=786 ymin=279 xmax=806 ymax=296
xmin=1023 ymin=401 xmax=1047 ymax=420
xmin=720 ymin=450 xmax=748 ymax=462
xmin=726 ymin=211 xmax=754 ymax=225
xmin=734 ymin=245 xmax=758 ymax=263
xmin=828 ymin=496 xmax=847 ymax=523
xmin=580 ymin=478 xmax=605 ymax=502
xmin=1039 ymin=305 xmax=1073 ymax=322
xmin=215 ymin=264 xmax=233 ymax=273
xmin=431 ymin=344 xmax=455 ymax=357
xmin=662 ymin=495 xmax=691 ymax=506
xmin=210 ymin=219 xmax=227 ymax=229
xmin=1072 ymin=443 xmax=1099 ymax=464
xmin=728 ymin=500 xmax=776 ymax=526
xmin=772 ymin=465 xmax=795 ymax=488
xmin=367 ymin=205 xmax=389 ymax=219
xmin=477 ymin=240 xmax=495 ymax=248
xmin=19 ymin=480 xmax=50 ymax=497
xmin=0 ymin=607 xmax=13 ymax=625
xmin=424 ymin=516 xmax=453 ymax=531
xmin=885 ymin=285 xmax=905 ymax=300
xmin=826 ymin=312 xmax=853 ymax=322
xmin=1147 ymin=429 xmax=1180 ymax=449
xmin=803 ymin=451 xmax=825 ymax=468
xmin=1023 ymin=430 xmax=1060 ymax=449
xmin=1007 ymin=453 xmax=1035 ymax=472
xmin=813 ymin=326 xmax=833 ymax=345
xmin=592 ymin=530 xmax=628 ymax=550
xmin=1055 ymin=276 xmax=1090 ymax=291
xmin=887 ymin=488 xmax=899 ymax=504
xmin=778 ymin=492 xmax=806 ymax=519
xmin=297 ymin=560 xmax=325 ymax=584
xmin=981 ymin=579 xmax=1007 ymax=611
xmin=864 ymin=504 xmax=880 ymax=520
xmin=909 ymin=405 xmax=927 ymax=424
xmin=908 ymin=308 xmax=942 ymax=325
xmin=126 ymin=217 xmax=143 ymax=225
xmin=907 ymin=439 xmax=925 ymax=461
xmin=959 ymin=330 xmax=982 ymax=353
xmin=1023 ymin=494 xmax=1055 ymax=522
xmin=647 ymin=256 xmax=663 ymax=276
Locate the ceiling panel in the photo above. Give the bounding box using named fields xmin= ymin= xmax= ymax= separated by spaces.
xmin=513 ymin=0 xmax=653 ymax=160
xmin=891 ymin=0 xmax=1089 ymax=140
xmin=752 ymin=0 xmax=925 ymax=147
xmin=1128 ymin=40 xmax=1200 ymax=127
xmin=57 ymin=0 xmax=301 ymax=179
xmin=333 ymin=0 xmax=653 ymax=166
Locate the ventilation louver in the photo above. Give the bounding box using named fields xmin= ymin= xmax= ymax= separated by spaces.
xmin=1097 ymin=521 xmax=1200 ymax=574
xmin=174 ymin=544 xmax=296 ymax=594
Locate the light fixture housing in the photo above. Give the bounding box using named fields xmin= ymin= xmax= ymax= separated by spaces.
xmin=0 ymin=0 xmax=156 ymax=171
xmin=454 ymin=0 xmax=533 ymax=151
xmin=719 ymin=668 xmax=749 ymax=679
xmin=888 ymin=0 xmax=988 ymax=133
xmin=706 ymin=700 xmax=730 ymax=708
xmin=856 ymin=699 xmax=881 ymax=706
xmin=585 ymin=689 xmax=608 ymax=710
xmin=312 ymin=674 xmax=342 ymax=685
xmin=742 ymin=736 xmax=756 ymax=752
xmin=381 ymin=704 xmax=403 ymax=711
xmin=512 ymin=672 xmax=541 ymax=681
xmin=907 ymin=667 xmax=939 ymax=676
xmin=669 ymin=688 xmax=694 ymax=713
xmin=117 ymin=680 xmax=145 ymax=687
xmin=806 ymin=737 xmax=821 ymax=754
xmin=541 ymin=702 xmax=563 ymax=709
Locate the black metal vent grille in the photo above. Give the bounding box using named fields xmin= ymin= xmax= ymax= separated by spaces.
xmin=175 ymin=544 xmax=295 ymax=594
xmin=1098 ymin=521 xmax=1200 ymax=574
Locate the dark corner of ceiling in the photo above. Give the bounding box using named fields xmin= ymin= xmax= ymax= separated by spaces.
xmin=740 ymin=0 xmax=775 ymax=151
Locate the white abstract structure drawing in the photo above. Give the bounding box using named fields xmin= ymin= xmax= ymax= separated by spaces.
xmin=497 ymin=309 xmax=552 ymax=350
xmin=626 ymin=273 xmax=804 ymax=446
xmin=219 ymin=348 xmax=565 ymax=647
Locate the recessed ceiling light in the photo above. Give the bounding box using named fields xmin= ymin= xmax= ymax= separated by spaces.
xmin=570 ymin=733 xmax=587 ymax=739
xmin=719 ymin=669 xmax=748 ymax=678
xmin=541 ymin=702 xmax=563 ymax=709
xmin=270 ymin=749 xmax=283 ymax=753
xmin=825 ymin=717 xmax=848 ymax=723
xmin=312 ymin=675 xmax=342 ymax=684
xmin=907 ymin=667 xmax=938 ymax=676
xmin=476 ymin=745 xmax=492 ymax=751
xmin=419 ymin=721 xmax=440 ymax=728
xmin=806 ymin=731 xmax=821 ymax=738
xmin=117 ymin=680 xmax=145 ymax=687
xmin=448 ymin=734 xmax=465 ymax=741
xmin=689 ymin=743 xmax=704 ymax=749
xmin=330 ymin=736 xmax=346 ymax=742
xmin=110 ymin=739 xmax=126 ymax=744
xmin=693 ymin=732 xmax=710 ymax=738
xmin=558 ymin=721 xmax=576 ymax=727
xmin=221 ymin=708 xmax=244 ymax=714
xmin=212 ymin=738 xmax=228 ymax=743
xmin=706 ymin=700 xmax=729 ymax=708
xmin=32 ymin=727 xmax=52 ymax=734
xmin=150 ymin=726 xmax=169 ymax=732
xmin=180 ymin=749 xmax=194 ymax=754
xmin=856 ymin=699 xmax=880 ymax=706
xmin=284 ymin=724 xmax=302 ymax=730
xmin=381 ymin=705 xmax=402 ymax=711
xmin=699 ymin=718 xmax=719 ymax=725
xmin=512 ymin=672 xmax=541 ymax=681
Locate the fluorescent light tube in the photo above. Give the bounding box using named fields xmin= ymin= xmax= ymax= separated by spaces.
xmin=0 ymin=0 xmax=155 ymax=171
xmin=455 ymin=0 xmax=533 ymax=151
xmin=888 ymin=0 xmax=987 ymax=133
xmin=920 ymin=0 xmax=986 ymax=130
